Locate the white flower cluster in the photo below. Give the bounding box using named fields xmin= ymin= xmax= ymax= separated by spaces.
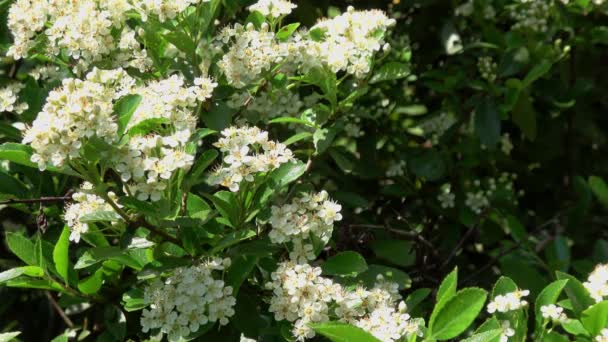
xmin=266 ymin=262 xmax=421 ymax=342
xmin=227 ymin=87 xmax=305 ymax=122
xmin=7 ymin=0 xmax=205 ymax=71
xmin=0 ymin=83 xmax=28 ymax=114
xmin=540 ymin=304 xmax=567 ymax=322
xmin=465 ymin=173 xmax=521 ymax=214
xmin=29 ymin=65 xmax=63 ymax=82
xmin=419 ymin=112 xmax=457 ymax=144
xmin=465 ymin=189 xmax=490 ymax=215
xmin=141 ymin=258 xmax=235 ymax=341
xmin=598 ymin=329 xmax=608 ymax=342
xmin=478 ymin=56 xmax=498 ymax=82
xmin=268 ymin=191 xmax=342 ymax=262
xmin=487 ymin=289 xmax=529 ymax=313
xmin=23 ymin=67 xmax=216 ymax=202
xmin=216 ymin=23 xmax=297 ymax=88
xmin=344 ymin=118 xmax=365 ymax=138
xmin=248 ymin=0 xmax=297 ymax=18
xmin=304 ymin=7 xmax=396 ymax=78
xmin=455 ymin=0 xmax=496 ymax=19
xmin=114 ymin=74 xmax=215 ymax=201
xmin=64 ymin=182 xmax=122 ymax=243
xmin=135 ymin=0 xmax=208 ymax=22
xmin=386 ymin=160 xmax=407 ymax=177
xmin=22 ymin=68 xmax=130 ymax=171
xmin=209 ymin=126 xmax=294 ymax=192
xmin=510 ymin=0 xmax=551 ymax=33
xmin=437 ymin=184 xmax=455 ymax=209
xmin=584 ymin=263 xmax=608 ymax=303
xmin=215 ymin=7 xmax=394 ymax=88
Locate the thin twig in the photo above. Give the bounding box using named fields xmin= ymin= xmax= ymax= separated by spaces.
xmin=440 ymin=209 xmax=491 ymax=270
xmin=460 ymin=215 xmax=561 ymax=285
xmin=0 ymin=195 xmax=72 ymax=205
xmin=45 ymin=291 xmax=74 ymax=328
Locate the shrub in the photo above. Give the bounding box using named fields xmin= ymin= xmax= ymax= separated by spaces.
xmin=0 ymin=0 xmax=608 ymax=341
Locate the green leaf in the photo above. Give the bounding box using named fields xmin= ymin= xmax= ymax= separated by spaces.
xmin=225 ymin=255 xmax=258 ymax=295
xmin=556 ymin=271 xmax=594 ymax=316
xmin=0 ymin=170 xmax=29 ymax=198
xmin=545 ymin=235 xmax=571 ymax=272
xmin=393 ymin=104 xmax=428 ymax=116
xmin=405 ymin=288 xmax=432 ymax=312
xmin=356 ymin=264 xmax=411 ymax=290
xmin=561 ymin=319 xmax=590 ymax=337
xmin=6 ymin=232 xmax=36 ymax=266
xmin=0 ymin=143 xmax=75 ymax=174
xmin=460 ymin=329 xmax=503 ymax=342
xmin=310 ymin=322 xmax=381 ymax=342
xmin=205 ymin=191 xmax=238 ymax=226
xmin=522 ymin=60 xmax=552 ymax=88
xmin=115 ymin=94 xmax=142 ymax=136
xmin=211 ymin=230 xmax=256 ymax=254
xmin=321 ymin=251 xmax=368 ymax=276
xmin=79 ymin=210 xmax=122 ymax=223
xmin=408 ymin=149 xmax=446 ymax=181
xmin=511 ymin=94 xmax=537 ymax=141
xmin=370 ymin=240 xmax=416 ymax=267
xmin=276 ymin=23 xmax=301 ymax=41
xmin=122 ymin=288 xmax=145 ymax=312
xmin=429 ymin=267 xmax=458 ymax=331
xmin=0 ymin=332 xmax=21 ymax=342
xmin=370 ymin=62 xmax=411 ymax=84
xmin=269 ymin=161 xmax=307 ymax=189
xmin=186 ymin=193 xmax=212 ymax=220
xmin=187 ymin=149 xmax=219 ymax=186
xmin=283 ymin=132 xmax=313 ymax=146
xmin=0 ymin=266 xmax=44 ymax=283
xmin=269 ymin=116 xmax=316 ymax=127
xmin=475 ymin=97 xmax=501 ymax=148
xmin=535 ymin=279 xmax=568 ymax=330
xmin=431 ymin=288 xmax=488 ymax=340
xmin=491 ymin=276 xmax=518 ymax=298
xmin=75 ymin=247 xmax=143 ymax=270
xmin=589 ymin=176 xmax=608 ymax=209
xmin=53 ymin=226 xmax=70 ymax=283
xmin=202 ymin=101 xmax=235 ymax=131
xmin=127 ymin=117 xmax=170 ymax=136
xmin=78 ymin=268 xmax=103 ymax=295
xmin=582 ymin=301 xmax=608 ymax=336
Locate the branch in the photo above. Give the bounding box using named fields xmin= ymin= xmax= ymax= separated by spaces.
xmin=0 ymin=195 xmax=72 ymax=205
xmin=45 ymin=291 xmax=74 ymax=328
xmin=439 ymin=209 xmax=491 ymax=270
xmin=460 ymin=215 xmax=561 ymax=285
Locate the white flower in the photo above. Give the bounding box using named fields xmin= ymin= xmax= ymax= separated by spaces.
xmin=141 ymin=258 xmax=235 ymax=341
xmin=0 ymin=83 xmax=28 ymax=114
xmin=248 ymin=0 xmax=297 ymax=18
xmin=302 ymin=7 xmax=396 ymax=78
xmin=478 ymin=56 xmax=498 ymax=82
xmin=499 ymin=320 xmax=515 ymax=342
xmin=64 ymin=182 xmax=123 ymax=243
xmin=209 ymin=126 xmax=294 ymax=192
xmin=597 ymin=329 xmax=608 ymax=342
xmin=540 ymin=304 xmax=567 ymax=322
xmin=584 ymin=264 xmax=608 ymax=303
xmin=438 ymin=184 xmax=455 ymax=209
xmin=487 ymin=290 xmax=530 ymax=314
xmin=268 ymin=191 xmax=341 ymax=262
xmin=267 ymin=261 xmax=420 ymax=341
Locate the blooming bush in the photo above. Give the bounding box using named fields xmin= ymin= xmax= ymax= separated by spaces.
xmin=1 ymin=0 xmax=608 ymax=341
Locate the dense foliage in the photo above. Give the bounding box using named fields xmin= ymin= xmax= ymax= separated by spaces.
xmin=1 ymin=0 xmax=608 ymax=341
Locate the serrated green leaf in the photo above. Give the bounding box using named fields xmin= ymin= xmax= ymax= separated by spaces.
xmin=431 ymin=288 xmax=488 ymax=340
